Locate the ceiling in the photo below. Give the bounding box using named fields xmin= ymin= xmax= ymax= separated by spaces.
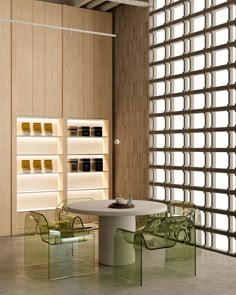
xmin=39 ymin=0 xmax=149 ymax=12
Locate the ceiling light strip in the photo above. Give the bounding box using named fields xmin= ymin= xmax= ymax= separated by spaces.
xmin=0 ymin=17 xmax=116 ymax=38
xmin=108 ymin=0 xmax=150 ymax=7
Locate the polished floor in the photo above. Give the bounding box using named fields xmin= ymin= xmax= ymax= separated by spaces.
xmin=0 ymin=235 xmax=235 ymax=295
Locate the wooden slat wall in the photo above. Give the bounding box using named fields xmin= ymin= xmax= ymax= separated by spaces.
xmin=0 ymin=0 xmax=11 ymax=236
xmin=113 ymin=6 xmax=149 ymax=200
xmin=63 ymin=5 xmax=84 ymax=118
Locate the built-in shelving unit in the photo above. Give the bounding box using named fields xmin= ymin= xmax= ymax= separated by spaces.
xmin=15 ymin=117 xmax=110 ymax=213
xmin=16 ymin=118 xmax=63 ymax=212
xmin=67 ymin=119 xmax=109 ymax=201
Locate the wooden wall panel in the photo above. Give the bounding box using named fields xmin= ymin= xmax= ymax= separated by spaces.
xmin=0 ymin=0 xmax=11 ymax=236
xmin=113 ymin=6 xmax=149 ymax=200
xmin=12 ymin=0 xmax=33 ymax=116
xmin=45 ymin=3 xmax=62 ymax=117
xmin=32 ymin=0 xmax=45 ymax=116
xmin=83 ymin=9 xmax=95 ymax=119
xmin=63 ymin=5 xmax=84 ymax=118
xmin=94 ymin=12 xmax=112 ymax=120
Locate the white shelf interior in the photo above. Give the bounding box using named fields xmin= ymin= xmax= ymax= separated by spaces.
xmin=17 ymin=191 xmax=61 ymax=212
xmin=67 ymin=172 xmax=108 ymax=190
xmin=67 ymin=137 xmax=108 ymax=155
xmin=67 ymin=189 xmax=108 ymax=201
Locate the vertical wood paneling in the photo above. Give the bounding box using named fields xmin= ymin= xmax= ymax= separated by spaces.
xmin=83 ymin=9 xmax=95 ymax=119
xmin=63 ymin=5 xmax=84 ymax=118
xmin=32 ymin=0 xmax=45 ymax=116
xmin=113 ymin=6 xmax=149 ymax=200
xmin=45 ymin=2 xmax=62 ymax=117
xmin=94 ymin=12 xmax=112 ymax=120
xmin=0 ymin=0 xmax=11 ymax=236
xmin=12 ymin=0 xmax=33 ymax=116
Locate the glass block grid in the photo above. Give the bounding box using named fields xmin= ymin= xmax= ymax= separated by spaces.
xmin=149 ymin=0 xmax=236 ymax=256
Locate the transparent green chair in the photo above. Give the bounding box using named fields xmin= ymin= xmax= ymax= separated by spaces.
xmin=167 ymin=200 xmax=196 ymax=221
xmin=114 ymin=216 xmax=196 ymax=286
xmin=25 ymin=211 xmax=95 ymax=280
xmin=55 ymin=198 xmax=98 ymax=231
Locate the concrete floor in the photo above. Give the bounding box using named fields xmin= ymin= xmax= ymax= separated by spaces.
xmin=0 ymin=235 xmax=235 ymax=295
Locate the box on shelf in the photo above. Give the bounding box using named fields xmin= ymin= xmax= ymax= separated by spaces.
xmin=78 ymin=126 xmax=90 ymax=137
xmin=44 ymin=123 xmax=53 ymax=135
xmin=67 ymin=126 xmax=78 ymax=136
xmin=92 ymin=158 xmax=103 ymax=171
xmin=68 ymin=159 xmax=78 ymax=172
xmin=21 ymin=160 xmax=31 ymax=173
xmin=44 ymin=159 xmax=53 ymax=172
xmin=33 ymin=123 xmax=42 ymax=135
xmin=91 ymin=126 xmax=103 ymax=137
xmin=21 ymin=122 xmax=30 ymax=135
xmin=79 ymin=158 xmax=91 ymax=172
xmin=33 ymin=160 xmax=42 ymax=172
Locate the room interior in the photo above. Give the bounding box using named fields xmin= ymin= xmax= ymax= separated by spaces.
xmin=0 ymin=0 xmax=235 ymax=294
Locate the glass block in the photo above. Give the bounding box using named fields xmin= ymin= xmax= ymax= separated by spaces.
xmin=192 ymin=54 xmax=205 ymax=71
xmin=154 ymin=186 xmax=165 ymax=200
xmin=192 ymin=0 xmax=205 ymax=13
xmin=191 ymin=74 xmax=205 ymax=90
xmin=193 ymin=152 xmax=205 ymax=167
xmin=154 ymin=12 xmax=165 ymax=27
xmin=214 ymin=111 xmax=228 ymax=127
xmin=172 ymin=188 xmax=184 ymax=201
xmin=173 ymin=78 xmax=184 ymax=93
xmin=154 ymin=99 xmax=165 ymax=113
xmin=191 ymin=94 xmax=205 ymax=109
xmin=173 ymin=152 xmax=184 ymax=166
xmin=171 ymin=96 xmax=184 ymax=111
xmin=215 ymin=173 xmax=228 ymax=189
xmin=192 ymin=113 xmax=205 ymax=129
xmin=154 ymin=47 xmax=165 ymax=62
xmin=154 ymin=29 xmax=165 ymax=44
xmin=192 ymin=15 xmax=205 ymax=32
xmin=215 ymin=234 xmax=228 ymax=252
xmin=154 ymin=82 xmax=165 ymax=95
xmin=193 ymin=191 xmax=205 ymax=206
xmin=173 ymin=134 xmax=184 ymax=148
xmin=172 ymin=41 xmax=184 ymax=56
xmin=173 ymin=115 xmax=184 ymax=130
xmin=173 ymin=170 xmax=184 ymax=184
xmin=213 ymin=49 xmax=229 ymax=66
xmin=173 ymin=59 xmax=184 ymax=75
xmin=154 ymin=117 xmax=165 ymax=130
xmin=172 ymin=23 xmax=184 ymax=38
xmin=154 ymin=64 xmax=165 ymax=79
xmin=214 ymin=7 xmax=228 ymax=26
xmin=153 ymin=151 xmax=165 ymax=165
xmin=214 ymin=70 xmax=228 ymax=87
xmin=154 ymin=134 xmax=165 ymax=148
xmin=215 ymin=213 xmax=228 ymax=231
xmin=193 ymin=133 xmax=205 ymax=148
xmin=191 ymin=35 xmax=205 ymax=51
xmin=154 ymin=169 xmax=165 ymax=183
xmin=214 ymin=90 xmax=229 ymax=107
xmin=214 ymin=193 xmax=228 ymax=210
xmin=171 ymin=4 xmax=184 ymax=21
xmin=154 ymin=0 xmax=165 ymax=10
xmin=193 ymin=171 xmax=205 ymax=187
xmin=213 ymin=28 xmax=228 ymax=46
xmin=215 ymin=132 xmax=228 ymax=148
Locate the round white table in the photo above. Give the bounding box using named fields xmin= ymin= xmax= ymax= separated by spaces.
xmin=68 ymin=199 xmax=167 ymax=266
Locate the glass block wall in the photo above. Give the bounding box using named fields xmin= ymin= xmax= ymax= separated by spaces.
xmin=149 ymin=0 xmax=236 ymax=255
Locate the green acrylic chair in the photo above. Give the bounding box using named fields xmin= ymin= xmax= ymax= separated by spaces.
xmin=55 ymin=198 xmax=98 ymax=231
xmin=25 ymin=211 xmax=95 ymax=280
xmin=114 ymin=216 xmax=196 ymax=286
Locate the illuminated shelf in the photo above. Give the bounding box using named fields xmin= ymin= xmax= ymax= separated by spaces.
xmin=17 ymin=189 xmax=63 ymax=194
xmin=17 ymin=154 xmax=63 ymax=156
xmin=17 ymin=172 xmax=62 ymax=175
xmin=17 ymin=207 xmax=56 ymax=212
xmin=17 ymin=135 xmax=62 ymax=138
xmin=68 ymin=188 xmax=108 ymax=192
xmin=68 ymin=136 xmax=108 ymax=139
xmin=67 ymin=171 xmax=108 ymax=174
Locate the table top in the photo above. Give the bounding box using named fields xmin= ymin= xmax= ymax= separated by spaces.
xmin=68 ymin=199 xmax=167 ymax=217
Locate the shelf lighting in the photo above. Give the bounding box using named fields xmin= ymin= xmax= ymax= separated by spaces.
xmin=107 ymin=0 xmax=150 ymax=7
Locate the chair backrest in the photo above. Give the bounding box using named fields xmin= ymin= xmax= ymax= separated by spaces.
xmin=135 ymin=216 xmax=195 ymax=250
xmin=167 ymin=200 xmax=196 ymax=222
